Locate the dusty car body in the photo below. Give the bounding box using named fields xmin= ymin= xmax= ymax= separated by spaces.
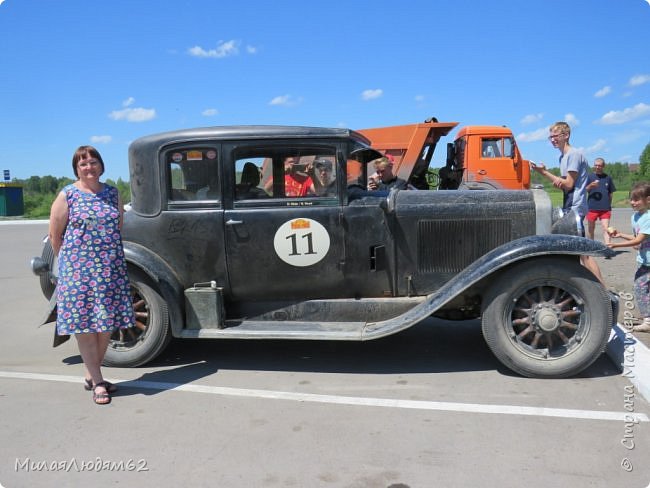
xmin=32 ymin=125 xmax=617 ymax=378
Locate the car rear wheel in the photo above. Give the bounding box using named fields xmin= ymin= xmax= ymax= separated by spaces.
xmin=481 ymin=257 xmax=612 ymax=378
xmin=103 ymin=269 xmax=171 ymax=368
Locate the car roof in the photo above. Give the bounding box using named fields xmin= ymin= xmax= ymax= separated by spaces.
xmin=130 ymin=125 xmax=372 ymax=151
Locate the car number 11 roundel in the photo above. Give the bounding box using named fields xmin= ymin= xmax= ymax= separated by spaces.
xmin=273 ymin=218 xmax=331 ymax=267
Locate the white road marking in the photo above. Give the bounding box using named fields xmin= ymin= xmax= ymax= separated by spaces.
xmin=1 ymin=370 xmax=647 ymax=422
xmin=0 ymin=219 xmax=49 ymax=225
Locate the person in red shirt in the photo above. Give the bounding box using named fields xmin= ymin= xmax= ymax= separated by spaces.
xmin=283 ymin=156 xmax=315 ymax=197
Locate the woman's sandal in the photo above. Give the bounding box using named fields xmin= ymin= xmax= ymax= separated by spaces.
xmin=93 ymin=382 xmax=112 ymax=405
xmin=84 ymin=378 xmax=117 ymax=393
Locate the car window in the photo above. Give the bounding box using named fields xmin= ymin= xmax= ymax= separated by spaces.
xmin=234 ymin=158 xmax=267 ymax=201
xmin=166 ymin=148 xmax=219 ymax=201
xmin=233 ymin=146 xmax=338 ymax=204
xmin=503 ymin=138 xmax=514 ymax=158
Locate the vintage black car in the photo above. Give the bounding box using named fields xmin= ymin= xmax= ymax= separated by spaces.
xmin=32 ymin=125 xmax=617 ymax=378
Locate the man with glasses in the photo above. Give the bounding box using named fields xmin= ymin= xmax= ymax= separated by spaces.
xmin=531 ymin=122 xmax=605 ymax=283
xmin=586 ymin=158 xmax=616 ymax=245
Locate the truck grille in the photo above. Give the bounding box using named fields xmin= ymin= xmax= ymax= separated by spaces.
xmin=417 ymin=219 xmax=512 ymax=273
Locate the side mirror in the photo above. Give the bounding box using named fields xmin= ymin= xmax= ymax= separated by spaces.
xmin=446 ymin=143 xmax=456 ymax=169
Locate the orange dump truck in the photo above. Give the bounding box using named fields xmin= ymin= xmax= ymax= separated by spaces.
xmin=357 ymin=119 xmax=531 ymax=190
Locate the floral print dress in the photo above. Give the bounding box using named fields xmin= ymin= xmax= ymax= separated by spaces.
xmin=56 ymin=184 xmax=134 ymax=335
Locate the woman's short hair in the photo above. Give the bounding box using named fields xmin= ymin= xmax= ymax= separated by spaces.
xmin=71 ymin=145 xmax=105 ymax=178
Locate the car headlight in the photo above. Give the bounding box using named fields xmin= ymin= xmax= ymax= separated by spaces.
xmin=551 ymin=208 xmax=582 ymax=236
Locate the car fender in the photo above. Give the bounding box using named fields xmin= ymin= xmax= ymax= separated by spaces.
xmin=123 ymin=241 xmax=185 ymax=336
xmin=362 ymin=234 xmax=614 ymax=339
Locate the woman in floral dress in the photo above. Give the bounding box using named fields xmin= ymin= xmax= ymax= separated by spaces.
xmin=49 ymin=146 xmax=134 ymax=405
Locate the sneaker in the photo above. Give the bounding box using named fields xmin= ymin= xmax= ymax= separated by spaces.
xmin=632 ymin=318 xmax=650 ymax=333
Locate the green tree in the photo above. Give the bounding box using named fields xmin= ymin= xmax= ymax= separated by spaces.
xmin=23 ymin=192 xmax=57 ymax=218
xmin=39 ymin=175 xmax=60 ymax=194
xmin=602 ymin=162 xmax=634 ymax=190
xmin=638 ymin=142 xmax=650 ymax=181
xmin=25 ymin=176 xmax=41 ymax=192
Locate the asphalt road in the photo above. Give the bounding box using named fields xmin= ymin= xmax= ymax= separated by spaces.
xmin=1 ymin=220 xmax=649 ymax=488
xmin=595 ymin=207 xmax=637 ymax=292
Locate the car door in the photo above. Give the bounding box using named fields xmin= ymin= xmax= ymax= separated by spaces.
xmin=473 ymin=137 xmax=518 ymax=189
xmin=223 ymin=143 xmax=347 ymax=302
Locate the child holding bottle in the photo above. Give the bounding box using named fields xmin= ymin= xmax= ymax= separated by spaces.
xmin=608 ymin=182 xmax=650 ymax=332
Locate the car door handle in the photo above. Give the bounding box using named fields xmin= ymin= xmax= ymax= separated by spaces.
xmin=226 ymin=219 xmax=243 ymax=226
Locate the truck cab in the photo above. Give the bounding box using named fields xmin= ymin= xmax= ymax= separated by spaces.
xmin=446 ymin=126 xmax=531 ymax=190
xmin=358 ymin=121 xmax=531 ymax=191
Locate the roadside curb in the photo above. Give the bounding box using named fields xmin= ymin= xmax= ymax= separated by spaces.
xmin=606 ymin=323 xmax=650 ymax=402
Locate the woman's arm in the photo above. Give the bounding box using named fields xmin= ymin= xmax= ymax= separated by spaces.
xmin=48 ymin=191 xmax=68 ymax=256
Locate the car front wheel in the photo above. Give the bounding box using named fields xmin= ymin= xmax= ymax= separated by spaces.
xmin=481 ymin=257 xmax=612 ymax=378
xmin=103 ymin=269 xmax=171 ymax=368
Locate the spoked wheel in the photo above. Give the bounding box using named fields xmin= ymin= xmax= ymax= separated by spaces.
xmin=482 ymin=257 xmax=612 ymax=378
xmin=110 ymin=287 xmax=150 ymax=347
xmin=103 ymin=269 xmax=171 ymax=368
xmin=508 ymin=285 xmax=586 ymax=358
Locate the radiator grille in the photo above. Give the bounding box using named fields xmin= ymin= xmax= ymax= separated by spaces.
xmin=417 ymin=219 xmax=512 ymax=273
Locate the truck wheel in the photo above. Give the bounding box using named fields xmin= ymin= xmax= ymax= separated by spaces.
xmin=481 ymin=257 xmax=612 ymax=378
xmin=103 ymin=270 xmax=171 ymax=368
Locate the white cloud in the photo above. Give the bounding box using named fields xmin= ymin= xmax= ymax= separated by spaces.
xmin=598 ymin=102 xmax=650 ymax=124
xmin=246 ymin=45 xmax=257 ymax=54
xmin=580 ymin=138 xmax=607 ymax=155
xmin=564 ymin=113 xmax=580 ymax=126
xmin=594 ymin=86 xmax=611 ymax=98
xmin=123 ymin=97 xmax=135 ymax=107
xmin=269 ymin=95 xmax=302 ymax=106
xmin=629 ymin=74 xmax=650 ymax=86
xmin=414 ymin=95 xmax=425 ymax=102
xmin=188 ymin=40 xmax=238 ymax=58
xmin=90 ymin=135 xmax=112 ymax=144
xmin=109 ymin=107 xmax=156 ymax=122
xmin=517 ymin=127 xmax=549 ymax=142
xmin=361 ymin=89 xmax=383 ymax=100
xmin=202 ymin=108 xmax=218 ymax=116
xmin=270 ymin=95 xmax=290 ymax=106
xmin=520 ymin=113 xmax=544 ymax=125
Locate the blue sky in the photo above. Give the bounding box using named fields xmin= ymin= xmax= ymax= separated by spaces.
xmin=1 ymin=0 xmax=649 ymax=182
